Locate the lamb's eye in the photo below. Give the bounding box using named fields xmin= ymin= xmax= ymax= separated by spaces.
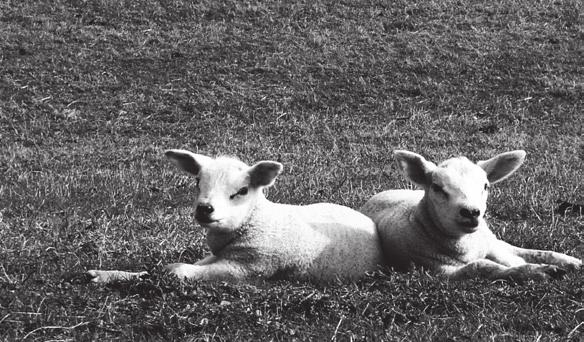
xmin=484 ymin=183 xmax=489 ymax=191
xmin=230 ymin=186 xmax=249 ymax=199
xmin=431 ymin=184 xmax=448 ymax=198
xmin=195 ymin=178 xmax=200 ymax=188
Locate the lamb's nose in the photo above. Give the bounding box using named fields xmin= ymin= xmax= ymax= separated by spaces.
xmin=196 ymin=203 xmax=214 ymax=216
xmin=460 ymin=208 xmax=480 ymax=219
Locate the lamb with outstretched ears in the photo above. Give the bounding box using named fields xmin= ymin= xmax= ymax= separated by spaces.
xmin=88 ymin=149 xmax=384 ymax=283
xmin=361 ymin=149 xmax=582 ymax=281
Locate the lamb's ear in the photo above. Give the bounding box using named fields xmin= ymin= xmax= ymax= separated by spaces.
xmin=393 ymin=150 xmax=436 ymax=186
xmin=248 ymin=161 xmax=283 ymax=187
xmin=477 ymin=150 xmax=526 ymax=184
xmin=165 ymin=149 xmax=212 ymax=176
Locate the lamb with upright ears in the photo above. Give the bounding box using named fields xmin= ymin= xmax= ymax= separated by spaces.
xmin=89 ymin=149 xmax=383 ymax=283
xmin=361 ymin=149 xmax=582 ymax=281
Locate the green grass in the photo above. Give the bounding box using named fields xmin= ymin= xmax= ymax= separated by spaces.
xmin=1 ymin=0 xmax=583 ymax=340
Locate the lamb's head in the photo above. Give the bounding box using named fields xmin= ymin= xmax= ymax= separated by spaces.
xmin=165 ymin=149 xmax=283 ymax=232
xmin=394 ymin=149 xmax=526 ymax=236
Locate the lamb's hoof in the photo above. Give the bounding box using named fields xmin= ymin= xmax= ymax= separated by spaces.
xmin=62 ymin=271 xmax=94 ymax=284
xmin=518 ymin=265 xmax=566 ymax=281
xmin=560 ymin=258 xmax=582 ymax=272
xmin=87 ymin=270 xmax=149 ymax=284
xmin=507 ymin=264 xmax=565 ymax=282
xmin=542 ymin=265 xmax=567 ymax=280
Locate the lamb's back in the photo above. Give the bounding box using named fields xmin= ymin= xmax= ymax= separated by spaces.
xmin=361 ymin=189 xmax=423 ymax=231
xmin=231 ymin=202 xmax=382 ymax=282
xmin=291 ymin=202 xmax=384 ymax=281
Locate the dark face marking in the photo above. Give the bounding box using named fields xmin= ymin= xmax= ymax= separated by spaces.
xmin=431 ymin=183 xmax=448 ymax=199
xmin=229 ymin=186 xmax=249 ymax=200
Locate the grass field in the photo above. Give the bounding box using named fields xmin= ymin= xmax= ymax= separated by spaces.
xmin=1 ymin=0 xmax=583 ymax=340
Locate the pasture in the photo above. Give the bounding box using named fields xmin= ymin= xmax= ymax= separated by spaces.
xmin=1 ymin=0 xmax=583 ymax=340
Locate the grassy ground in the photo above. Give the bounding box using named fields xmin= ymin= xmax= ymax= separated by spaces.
xmin=1 ymin=0 xmax=583 ymax=340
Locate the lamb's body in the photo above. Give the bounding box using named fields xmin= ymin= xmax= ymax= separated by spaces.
xmin=89 ymin=150 xmax=383 ymax=284
xmin=361 ymin=150 xmax=582 ymax=281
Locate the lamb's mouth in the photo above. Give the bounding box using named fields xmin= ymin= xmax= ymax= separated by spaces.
xmin=199 ymin=220 xmax=233 ymax=233
xmin=459 ymin=219 xmax=479 ymax=232
xmin=195 ymin=216 xmax=219 ymax=226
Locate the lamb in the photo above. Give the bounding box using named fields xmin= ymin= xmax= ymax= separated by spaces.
xmin=89 ymin=149 xmax=384 ymax=283
xmin=360 ymin=149 xmax=582 ymax=281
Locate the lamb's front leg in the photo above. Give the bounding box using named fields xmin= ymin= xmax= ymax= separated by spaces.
xmin=165 ymin=258 xmax=250 ymax=281
xmin=485 ymin=239 xmax=580 ymax=273
xmin=442 ymin=259 xmax=564 ymax=281
xmin=510 ymin=245 xmax=582 ymax=271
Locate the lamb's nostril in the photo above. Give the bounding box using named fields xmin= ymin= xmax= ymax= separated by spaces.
xmin=196 ymin=203 xmax=214 ymax=215
xmin=460 ymin=208 xmax=480 ymax=218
